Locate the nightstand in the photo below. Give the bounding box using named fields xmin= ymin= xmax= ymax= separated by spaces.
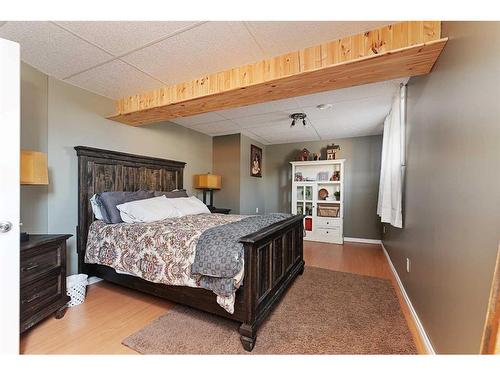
xmin=20 ymin=234 xmax=72 ymax=333
xmin=209 ymin=207 xmax=231 ymax=214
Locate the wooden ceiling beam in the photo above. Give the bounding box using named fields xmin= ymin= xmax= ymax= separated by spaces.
xmin=108 ymin=21 xmax=447 ymax=126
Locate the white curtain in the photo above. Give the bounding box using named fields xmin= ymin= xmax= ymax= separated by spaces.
xmin=377 ymin=85 xmax=405 ymax=228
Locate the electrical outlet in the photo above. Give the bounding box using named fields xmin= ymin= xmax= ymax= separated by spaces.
xmin=406 ymin=258 xmax=411 ymax=273
xmin=255 ymin=207 xmax=259 ymax=214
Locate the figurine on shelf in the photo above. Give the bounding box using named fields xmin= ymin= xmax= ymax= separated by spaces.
xmin=296 ymin=148 xmax=311 ymax=161
xmin=330 ymin=171 xmax=340 ymax=181
xmin=326 ymin=143 xmax=340 ymax=160
xmin=313 ymin=153 xmax=320 ymax=161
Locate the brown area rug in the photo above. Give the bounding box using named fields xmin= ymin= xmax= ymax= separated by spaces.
xmin=122 ymin=267 xmax=417 ymax=354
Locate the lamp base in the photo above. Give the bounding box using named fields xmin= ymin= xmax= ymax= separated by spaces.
xmin=202 ymin=189 xmax=215 ymax=207
xmin=20 ymin=232 xmax=30 ymax=242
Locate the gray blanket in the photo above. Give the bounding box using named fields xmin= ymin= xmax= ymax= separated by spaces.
xmin=191 ymin=213 xmax=291 ymax=296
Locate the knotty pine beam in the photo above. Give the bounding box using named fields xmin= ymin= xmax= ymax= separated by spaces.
xmin=109 ymin=21 xmax=446 ymax=126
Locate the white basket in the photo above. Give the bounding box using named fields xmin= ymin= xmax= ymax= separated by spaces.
xmin=66 ymin=274 xmax=88 ymax=307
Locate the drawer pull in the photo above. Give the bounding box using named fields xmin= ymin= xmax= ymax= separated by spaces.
xmin=22 ymin=263 xmax=39 ymax=272
xmin=23 ymin=293 xmax=40 ymax=304
xmin=21 ymin=263 xmax=40 ymax=272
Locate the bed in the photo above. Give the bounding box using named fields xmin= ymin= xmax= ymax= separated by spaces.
xmin=75 ymin=146 xmax=305 ymax=351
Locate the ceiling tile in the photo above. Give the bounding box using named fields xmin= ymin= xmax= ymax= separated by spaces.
xmin=250 ymin=120 xmax=320 ymax=143
xmin=305 ymin=95 xmax=393 ymax=123
xmin=66 ymin=60 xmax=164 ymax=99
xmin=55 ymin=21 xmax=201 ymax=56
xmin=217 ymin=97 xmax=300 ymax=119
xmin=185 ymin=119 xmax=238 ymax=134
xmin=170 ymin=112 xmax=227 ymax=126
xmin=122 ymin=21 xmax=262 ymax=84
xmin=0 ymin=21 xmax=113 ymax=79
xmin=294 ymin=79 xmax=403 ymax=108
xmin=230 ymin=110 xmax=300 ymax=129
xmin=246 ymin=21 xmax=390 ymax=56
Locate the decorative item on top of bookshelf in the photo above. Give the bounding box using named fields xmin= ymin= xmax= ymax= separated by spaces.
xmin=250 ymin=144 xmax=262 ymax=177
xmin=326 ymin=143 xmax=340 ymax=160
xmin=313 ymin=153 xmax=320 ymax=160
xmin=334 ymin=191 xmax=341 ymax=201
xmin=317 ymin=171 xmax=329 ymax=181
xmin=296 ymin=148 xmax=310 ymax=161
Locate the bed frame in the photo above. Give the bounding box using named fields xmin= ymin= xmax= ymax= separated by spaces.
xmin=75 ymin=146 xmax=305 ymax=351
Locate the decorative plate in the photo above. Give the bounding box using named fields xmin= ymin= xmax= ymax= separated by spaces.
xmin=318 ymin=188 xmax=329 ymax=200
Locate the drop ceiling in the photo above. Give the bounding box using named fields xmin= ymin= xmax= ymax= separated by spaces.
xmin=0 ymin=20 xmax=402 ymax=144
xmin=172 ymin=78 xmax=407 ymax=144
xmin=0 ymin=21 xmax=390 ymax=99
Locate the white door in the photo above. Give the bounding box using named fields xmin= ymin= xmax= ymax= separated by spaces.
xmin=0 ymin=37 xmax=20 ymax=354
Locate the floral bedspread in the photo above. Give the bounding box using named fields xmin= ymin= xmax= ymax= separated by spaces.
xmin=85 ymin=213 xmax=244 ymax=312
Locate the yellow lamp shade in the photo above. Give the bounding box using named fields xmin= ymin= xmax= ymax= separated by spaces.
xmin=194 ymin=174 xmax=221 ymax=190
xmin=21 ymin=150 xmax=49 ymax=185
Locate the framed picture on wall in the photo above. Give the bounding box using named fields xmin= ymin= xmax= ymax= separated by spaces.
xmin=250 ymin=144 xmax=262 ymax=178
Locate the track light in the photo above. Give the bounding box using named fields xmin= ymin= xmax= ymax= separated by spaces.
xmin=290 ymin=113 xmax=307 ymax=128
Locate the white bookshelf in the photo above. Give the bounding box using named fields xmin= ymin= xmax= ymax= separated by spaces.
xmin=290 ymin=160 xmax=345 ymax=244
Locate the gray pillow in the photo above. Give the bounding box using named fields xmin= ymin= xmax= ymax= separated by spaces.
xmin=153 ymin=189 xmax=188 ymax=198
xmin=96 ymin=190 xmax=154 ymax=224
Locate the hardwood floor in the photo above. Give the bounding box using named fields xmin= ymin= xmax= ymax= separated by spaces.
xmin=20 ymin=241 xmax=425 ymax=354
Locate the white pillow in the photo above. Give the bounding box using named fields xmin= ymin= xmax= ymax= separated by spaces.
xmin=90 ymin=194 xmax=104 ymax=220
xmin=116 ymin=195 xmax=181 ymax=223
xmin=167 ymin=196 xmax=210 ymax=217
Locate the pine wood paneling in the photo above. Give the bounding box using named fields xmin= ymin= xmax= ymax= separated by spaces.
xmin=108 ymin=21 xmax=445 ymax=126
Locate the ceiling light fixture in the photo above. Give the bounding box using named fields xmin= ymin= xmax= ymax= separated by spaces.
xmin=317 ymin=103 xmax=333 ymax=110
xmin=290 ymin=113 xmax=307 ymax=128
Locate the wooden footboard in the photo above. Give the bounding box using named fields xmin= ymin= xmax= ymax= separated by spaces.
xmin=238 ymin=214 xmax=305 ymax=351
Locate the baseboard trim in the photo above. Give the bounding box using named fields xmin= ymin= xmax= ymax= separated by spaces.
xmin=87 ymin=276 xmax=102 ymax=285
xmin=381 ymin=243 xmax=436 ymax=354
xmin=343 ymin=237 xmax=382 ymax=244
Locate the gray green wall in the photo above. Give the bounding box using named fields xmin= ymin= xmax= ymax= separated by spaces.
xmin=240 ymin=134 xmax=266 ymax=215
xmin=383 ymin=21 xmax=500 ymax=353
xmin=212 ymin=134 xmax=241 ymax=212
xmin=265 ymin=135 xmax=383 ymax=240
xmin=20 ymin=64 xmax=213 ymax=274
xmin=212 ymin=133 xmax=266 ymax=215
xmin=20 ymin=63 xmax=48 ymax=234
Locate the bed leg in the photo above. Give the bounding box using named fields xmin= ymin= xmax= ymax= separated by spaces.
xmin=239 ymin=323 xmax=256 ymax=352
xmin=298 ymin=264 xmax=305 ymax=275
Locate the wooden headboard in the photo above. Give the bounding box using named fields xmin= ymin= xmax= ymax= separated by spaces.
xmin=74 ymin=146 xmax=186 ymax=273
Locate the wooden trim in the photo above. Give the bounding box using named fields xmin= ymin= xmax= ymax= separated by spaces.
xmin=381 ymin=243 xmax=435 ymax=354
xmin=480 ymin=243 xmax=500 ymax=354
xmin=343 ymin=237 xmax=382 ymax=245
xmin=108 ymin=21 xmax=446 ymax=126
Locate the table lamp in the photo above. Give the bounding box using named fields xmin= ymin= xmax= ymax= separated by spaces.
xmin=193 ymin=173 xmax=221 ymax=209
xmin=20 ymin=150 xmax=49 ymax=241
